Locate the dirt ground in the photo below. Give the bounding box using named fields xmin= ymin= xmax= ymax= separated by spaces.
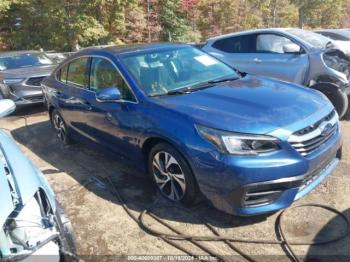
xmin=1 ymin=106 xmax=350 ymax=261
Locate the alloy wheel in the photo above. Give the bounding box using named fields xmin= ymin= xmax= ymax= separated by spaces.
xmin=152 ymin=151 xmax=186 ymax=201
xmin=53 ymin=113 xmax=68 ymax=143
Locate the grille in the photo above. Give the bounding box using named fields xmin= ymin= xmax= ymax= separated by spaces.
xmin=25 ymin=76 xmax=46 ymax=86
xmin=288 ymin=110 xmax=338 ymax=156
xmin=242 ymin=181 xmax=300 ymax=207
xmin=299 ymin=155 xmax=336 ymax=191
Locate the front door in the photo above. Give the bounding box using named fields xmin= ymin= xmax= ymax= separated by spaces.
xmin=82 ymin=56 xmax=139 ymax=157
xmin=250 ymin=33 xmax=309 ymax=85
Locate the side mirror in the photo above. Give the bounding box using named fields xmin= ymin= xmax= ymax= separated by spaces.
xmin=283 ymin=43 xmax=301 ymax=54
xmin=96 ymin=87 xmax=122 ymax=102
xmin=0 ymin=99 xmax=16 ymax=118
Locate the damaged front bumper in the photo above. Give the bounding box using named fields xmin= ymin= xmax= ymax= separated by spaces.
xmin=0 ymin=82 xmax=44 ymax=106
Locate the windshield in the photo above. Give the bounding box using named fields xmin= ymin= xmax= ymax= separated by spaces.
xmin=0 ymin=53 xmax=54 ymax=71
xmin=287 ymin=29 xmax=331 ymax=48
xmin=121 ymin=46 xmax=238 ymax=96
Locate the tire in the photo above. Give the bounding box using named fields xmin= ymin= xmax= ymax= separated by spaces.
xmin=55 ymin=201 xmax=77 ymax=262
xmin=51 ymin=109 xmax=73 ymax=145
xmin=148 ymin=143 xmax=198 ymax=206
xmin=312 ymin=83 xmax=348 ymax=119
xmin=0 ymin=83 xmax=11 ymax=98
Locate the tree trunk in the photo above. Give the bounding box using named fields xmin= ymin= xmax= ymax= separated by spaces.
xmin=298 ymin=6 xmax=304 ymax=29
xmin=272 ymin=0 xmax=277 ymax=27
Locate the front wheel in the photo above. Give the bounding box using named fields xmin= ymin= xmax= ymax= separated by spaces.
xmin=148 ymin=143 xmax=198 ymax=206
xmin=312 ymin=83 xmax=348 ymax=119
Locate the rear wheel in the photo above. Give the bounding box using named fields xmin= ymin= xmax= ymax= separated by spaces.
xmin=51 ymin=109 xmax=72 ymax=145
xmin=148 ymin=143 xmax=198 ymax=206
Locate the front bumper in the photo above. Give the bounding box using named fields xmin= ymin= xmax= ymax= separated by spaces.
xmin=0 ymin=83 xmax=44 ymax=106
xmin=190 ymin=124 xmax=342 ymax=216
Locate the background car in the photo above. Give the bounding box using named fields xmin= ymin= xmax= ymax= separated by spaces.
xmin=316 ymin=29 xmax=350 ymax=41
xmin=202 ymin=28 xmax=350 ymax=118
xmin=42 ymin=44 xmax=341 ymax=216
xmin=316 ymin=29 xmax=350 ymax=56
xmin=0 ymin=99 xmax=76 ymax=261
xmin=45 ymin=52 xmax=75 ymax=64
xmin=0 ymin=51 xmax=57 ymax=108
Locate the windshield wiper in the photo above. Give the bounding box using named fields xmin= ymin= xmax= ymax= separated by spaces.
xmin=166 ymin=82 xmax=215 ymax=95
xmin=208 ymin=76 xmax=239 ymax=84
xmin=150 ymin=76 xmax=239 ymax=97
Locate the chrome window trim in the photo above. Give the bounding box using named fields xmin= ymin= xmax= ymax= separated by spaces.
xmin=54 ymin=54 xmax=139 ymax=104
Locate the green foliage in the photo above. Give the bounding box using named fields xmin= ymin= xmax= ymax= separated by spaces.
xmin=0 ymin=0 xmax=349 ymax=51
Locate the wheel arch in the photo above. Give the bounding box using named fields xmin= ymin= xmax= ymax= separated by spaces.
xmin=48 ymin=105 xmax=56 ymax=122
xmin=141 ymin=136 xmax=197 ymax=180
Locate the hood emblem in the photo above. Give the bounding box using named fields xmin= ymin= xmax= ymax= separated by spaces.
xmin=320 ymin=123 xmax=333 ymax=137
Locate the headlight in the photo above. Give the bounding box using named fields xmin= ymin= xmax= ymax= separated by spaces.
xmin=3 ymin=78 xmax=25 ymax=84
xmin=195 ymin=125 xmax=280 ymax=155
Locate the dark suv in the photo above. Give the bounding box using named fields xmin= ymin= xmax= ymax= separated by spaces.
xmin=0 ymin=51 xmax=57 ymax=107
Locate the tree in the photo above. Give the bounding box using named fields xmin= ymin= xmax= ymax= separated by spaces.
xmin=291 ymin=0 xmax=347 ymax=29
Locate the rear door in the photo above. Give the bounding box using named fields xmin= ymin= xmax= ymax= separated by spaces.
xmin=57 ymin=57 xmax=91 ymax=137
xmin=208 ymin=34 xmax=257 ymax=73
xmin=251 ymin=33 xmax=309 ymax=84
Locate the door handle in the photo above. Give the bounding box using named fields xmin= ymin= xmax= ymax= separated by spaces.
xmin=253 ymin=58 xmax=262 ymax=63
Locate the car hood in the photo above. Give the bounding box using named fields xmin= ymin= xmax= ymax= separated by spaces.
xmin=0 ymin=130 xmax=54 ymax=226
xmin=333 ymin=40 xmax=350 ymax=55
xmin=155 ymin=76 xmax=331 ymax=134
xmin=0 ymin=65 xmax=57 ymax=79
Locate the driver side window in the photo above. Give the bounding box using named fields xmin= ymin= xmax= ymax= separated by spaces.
xmin=89 ymin=57 xmax=135 ymax=102
xmin=256 ymin=34 xmax=299 ymax=54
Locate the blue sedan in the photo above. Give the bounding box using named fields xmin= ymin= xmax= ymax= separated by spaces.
xmin=42 ymin=43 xmax=342 ymax=215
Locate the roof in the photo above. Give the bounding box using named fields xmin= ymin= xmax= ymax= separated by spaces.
xmin=316 ymin=28 xmax=350 ymax=33
xmin=0 ymin=50 xmax=41 ymax=57
xmin=82 ymin=43 xmax=188 ymax=55
xmin=207 ymin=28 xmax=296 ymax=41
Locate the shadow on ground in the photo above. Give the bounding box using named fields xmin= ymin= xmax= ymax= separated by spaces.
xmin=13 ymin=104 xmax=47 ymax=116
xmin=305 ymin=208 xmax=350 ymax=261
xmin=11 ymin=120 xmax=269 ymax=229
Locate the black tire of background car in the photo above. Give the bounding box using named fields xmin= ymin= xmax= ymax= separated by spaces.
xmin=0 ymin=83 xmax=10 ymax=98
xmin=148 ymin=143 xmax=199 ymax=207
xmin=55 ymin=201 xmax=78 ymax=262
xmin=311 ymin=83 xmax=349 ymax=119
xmin=51 ymin=109 xmax=74 ymax=145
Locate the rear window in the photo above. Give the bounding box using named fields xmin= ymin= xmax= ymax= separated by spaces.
xmin=212 ymin=34 xmax=256 ymax=53
xmin=58 ymin=64 xmax=69 ymax=83
xmin=66 ymin=57 xmax=88 ymax=87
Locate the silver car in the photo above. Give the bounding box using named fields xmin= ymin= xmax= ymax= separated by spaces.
xmin=0 ymin=51 xmax=57 ymax=108
xmin=0 ymin=100 xmax=76 ymax=261
xmin=202 ymin=28 xmax=350 ymax=118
